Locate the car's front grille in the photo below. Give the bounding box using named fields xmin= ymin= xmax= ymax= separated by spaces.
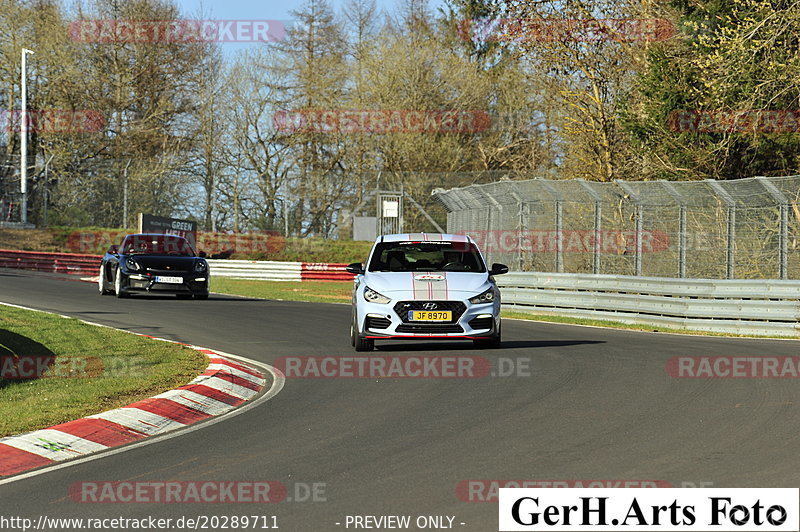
xmin=468 ymin=317 xmax=494 ymax=330
xmin=366 ymin=316 xmax=391 ymax=330
xmin=395 ymin=323 xmax=464 ymax=334
xmin=393 ymin=301 xmax=466 ymax=323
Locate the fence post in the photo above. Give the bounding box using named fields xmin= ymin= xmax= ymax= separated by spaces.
xmin=509 ymin=191 xmax=526 ymax=271
xmin=615 ymin=181 xmax=643 ymax=276
xmin=578 ymin=180 xmax=603 ymax=274
xmin=660 ymin=181 xmax=687 ymax=278
xmin=707 ymin=180 xmax=736 ymax=279
xmin=756 ymin=177 xmax=789 ymax=279
xmin=536 ymin=178 xmax=563 ymax=273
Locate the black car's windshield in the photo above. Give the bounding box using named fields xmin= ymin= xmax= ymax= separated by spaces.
xmin=120 ymin=235 xmax=196 ymax=256
xmin=368 ymin=242 xmax=486 ymax=272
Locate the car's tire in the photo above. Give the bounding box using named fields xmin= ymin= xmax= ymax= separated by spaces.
xmin=194 ymin=293 xmax=209 ymax=300
xmin=353 ymin=313 xmax=374 ymax=352
xmin=114 ymin=267 xmax=129 ymax=298
xmin=473 ymin=321 xmax=501 ymax=349
xmin=98 ymin=265 xmax=112 ymax=295
xmin=354 ymin=335 xmax=374 ymax=352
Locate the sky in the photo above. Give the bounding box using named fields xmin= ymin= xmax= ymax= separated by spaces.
xmin=173 ymin=0 xmax=447 ymax=56
xmin=174 ymin=0 xmax=447 ymax=20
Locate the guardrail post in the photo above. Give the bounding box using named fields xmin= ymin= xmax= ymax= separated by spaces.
xmin=707 ymin=180 xmax=736 ymax=279
xmin=756 ymin=177 xmax=789 ymax=279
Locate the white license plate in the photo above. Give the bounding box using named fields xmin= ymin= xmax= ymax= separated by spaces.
xmin=155 ymin=276 xmax=183 ymax=284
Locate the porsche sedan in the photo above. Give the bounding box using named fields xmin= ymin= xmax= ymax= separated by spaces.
xmin=347 ymin=233 xmax=508 ymax=351
xmin=99 ymin=233 xmax=209 ymax=299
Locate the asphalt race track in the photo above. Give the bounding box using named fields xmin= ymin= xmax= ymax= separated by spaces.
xmin=1 ymin=267 xmax=799 ymax=531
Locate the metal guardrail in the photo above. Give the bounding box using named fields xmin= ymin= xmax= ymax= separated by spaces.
xmin=208 ymin=260 xmax=354 ymax=281
xmin=497 ymin=272 xmax=800 ymax=337
xmin=1 ymin=249 xmax=794 ymax=336
xmin=208 ymin=260 xmax=302 ymax=281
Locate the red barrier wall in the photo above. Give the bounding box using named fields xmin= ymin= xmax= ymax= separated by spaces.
xmin=0 ymin=249 xmax=101 ymax=275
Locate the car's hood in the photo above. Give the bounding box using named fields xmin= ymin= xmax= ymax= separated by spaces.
xmin=125 ymin=255 xmax=198 ymax=272
xmin=363 ymin=271 xmax=489 ymax=299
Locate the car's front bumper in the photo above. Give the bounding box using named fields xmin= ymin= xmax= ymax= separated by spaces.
xmin=358 ymin=299 xmax=500 ymax=340
xmin=120 ymin=272 xmax=209 ymax=295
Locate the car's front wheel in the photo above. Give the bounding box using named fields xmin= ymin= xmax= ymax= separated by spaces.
xmin=473 ymin=321 xmax=501 ymax=349
xmin=114 ymin=267 xmax=129 ymax=298
xmin=98 ymin=264 xmax=112 ymax=295
xmin=352 ymin=313 xmax=374 ymax=352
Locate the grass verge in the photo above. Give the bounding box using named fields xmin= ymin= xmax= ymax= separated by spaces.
xmin=211 ymin=278 xmax=351 ymax=303
xmin=0 ymin=305 xmax=209 ymax=437
xmin=0 ymin=226 xmax=373 ymax=263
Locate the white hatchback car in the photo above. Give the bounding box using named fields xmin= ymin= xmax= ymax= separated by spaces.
xmin=347 ymin=233 xmax=508 ymax=351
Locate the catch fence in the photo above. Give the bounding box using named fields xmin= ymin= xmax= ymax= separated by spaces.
xmin=433 ymin=176 xmax=800 ymax=279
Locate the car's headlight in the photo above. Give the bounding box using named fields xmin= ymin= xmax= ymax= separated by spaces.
xmin=194 ymin=260 xmax=208 ymax=273
xmin=469 ymin=288 xmax=496 ymax=304
xmin=363 ymin=286 xmax=391 ymax=304
xmin=125 ymin=257 xmax=141 ymax=271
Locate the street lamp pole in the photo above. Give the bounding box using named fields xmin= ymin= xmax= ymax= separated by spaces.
xmin=122 ymin=158 xmax=132 ymax=228
xmin=20 ymin=47 xmax=34 ymax=225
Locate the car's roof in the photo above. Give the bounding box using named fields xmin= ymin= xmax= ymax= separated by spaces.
xmin=123 ymin=233 xmax=188 ymax=240
xmin=377 ymin=233 xmax=473 ymax=243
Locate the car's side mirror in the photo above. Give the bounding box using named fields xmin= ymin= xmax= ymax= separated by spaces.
xmin=108 ymin=245 xmax=119 ymax=255
xmin=346 ymin=262 xmax=365 ymax=274
xmin=489 ymin=263 xmax=509 ymax=275
xmin=198 ymin=251 xmax=207 ymax=258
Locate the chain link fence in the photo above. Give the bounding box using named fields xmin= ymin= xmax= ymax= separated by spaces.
xmin=433 ymin=176 xmax=800 ymax=279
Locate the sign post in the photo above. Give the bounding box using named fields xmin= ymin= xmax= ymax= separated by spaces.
xmin=137 ymin=213 xmax=198 ymax=250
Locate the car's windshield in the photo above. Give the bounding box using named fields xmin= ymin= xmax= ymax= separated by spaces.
xmin=120 ymin=235 xmax=195 ymax=256
xmin=367 ymin=241 xmax=486 ymax=272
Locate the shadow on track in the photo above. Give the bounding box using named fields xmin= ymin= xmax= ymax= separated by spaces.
xmin=113 ymin=295 xmax=263 ymax=302
xmin=0 ymin=329 xmax=58 ymax=391
xmin=375 ymin=339 xmax=604 ymax=352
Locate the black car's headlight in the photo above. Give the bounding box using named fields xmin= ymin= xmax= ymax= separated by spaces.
xmin=125 ymin=257 xmax=141 ymax=271
xmin=194 ymin=260 xmax=208 ymax=273
xmin=469 ymin=288 xmax=496 ymax=304
xmin=363 ymin=286 xmax=391 ymax=304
